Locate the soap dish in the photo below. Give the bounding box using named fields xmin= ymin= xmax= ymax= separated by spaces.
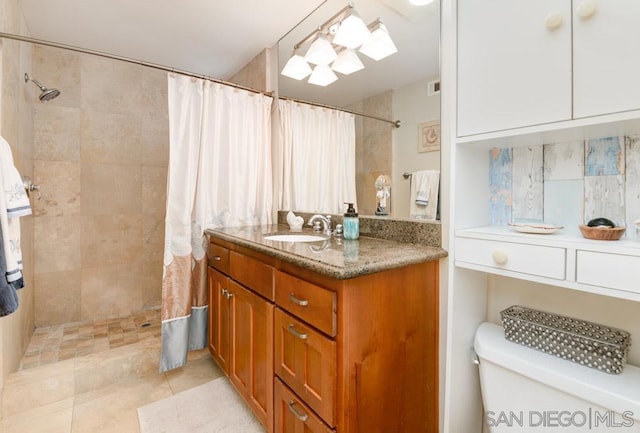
xmin=578 ymin=225 xmax=626 ymax=241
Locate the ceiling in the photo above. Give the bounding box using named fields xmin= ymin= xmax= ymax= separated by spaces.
xmin=17 ymin=0 xmax=439 ymax=107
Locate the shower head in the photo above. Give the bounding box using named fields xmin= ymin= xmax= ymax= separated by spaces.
xmin=24 ymin=73 xmax=61 ymax=101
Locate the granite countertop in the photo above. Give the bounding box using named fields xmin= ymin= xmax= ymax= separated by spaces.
xmin=206 ymin=224 xmax=447 ymax=280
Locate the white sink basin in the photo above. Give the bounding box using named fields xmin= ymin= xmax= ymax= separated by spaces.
xmin=263 ymin=234 xmax=327 ymax=243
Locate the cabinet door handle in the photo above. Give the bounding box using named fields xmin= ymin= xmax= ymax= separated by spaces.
xmin=492 ymin=250 xmax=508 ymax=266
xmin=576 ymin=0 xmax=597 ymax=20
xmin=226 ymin=291 xmax=233 ymax=299
xmin=212 ymin=255 xmax=222 ymax=261
xmin=287 ymin=324 xmax=308 ymax=340
xmin=286 ymin=400 xmax=309 ymax=422
xmin=221 ymin=288 xmax=228 ymax=296
xmin=288 ymin=293 xmax=309 ymax=307
xmin=543 ymin=12 xmax=563 ymax=31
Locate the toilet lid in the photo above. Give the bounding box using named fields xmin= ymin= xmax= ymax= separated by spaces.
xmin=474 ymin=322 xmax=640 ymax=420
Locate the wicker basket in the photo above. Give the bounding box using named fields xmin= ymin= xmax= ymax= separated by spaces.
xmin=500 ymin=306 xmax=631 ymax=374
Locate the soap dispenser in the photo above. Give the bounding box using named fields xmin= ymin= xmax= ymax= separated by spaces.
xmin=343 ymin=202 xmax=359 ymax=240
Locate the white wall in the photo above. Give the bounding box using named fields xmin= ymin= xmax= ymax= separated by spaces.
xmin=392 ymin=76 xmax=441 ymax=219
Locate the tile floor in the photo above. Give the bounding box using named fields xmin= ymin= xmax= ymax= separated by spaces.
xmin=0 ymin=309 xmax=224 ymax=433
xmin=19 ymin=308 xmax=162 ymax=370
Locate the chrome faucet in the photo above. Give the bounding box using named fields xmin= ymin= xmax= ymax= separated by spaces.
xmin=308 ymin=215 xmax=332 ymax=235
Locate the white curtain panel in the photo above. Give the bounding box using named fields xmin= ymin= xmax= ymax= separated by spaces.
xmin=278 ymin=99 xmax=357 ymax=215
xmin=161 ymin=73 xmax=273 ymax=371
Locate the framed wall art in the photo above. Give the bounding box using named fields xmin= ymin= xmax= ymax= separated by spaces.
xmin=418 ymin=120 xmax=440 ymax=153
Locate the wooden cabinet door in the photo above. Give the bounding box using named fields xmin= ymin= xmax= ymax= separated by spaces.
xmin=274 ymin=308 xmax=336 ymax=426
xmin=274 ymin=378 xmax=335 ymax=433
xmin=573 ymin=0 xmax=640 ymax=118
xmin=229 ymin=281 xmax=274 ymax=432
xmin=457 ymin=0 xmax=571 ymax=136
xmin=208 ymin=267 xmax=230 ymax=373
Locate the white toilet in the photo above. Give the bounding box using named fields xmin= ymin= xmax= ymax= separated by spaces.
xmin=474 ymin=322 xmax=640 ymax=432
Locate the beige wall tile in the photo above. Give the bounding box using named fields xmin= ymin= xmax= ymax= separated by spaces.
xmin=228 ymin=49 xmax=269 ymax=92
xmin=81 ymin=163 xmax=142 ymax=215
xmin=142 ymin=68 xmax=169 ymax=118
xmin=34 ymin=271 xmax=82 ymax=327
xmin=0 ymin=0 xmax=36 ymax=396
xmin=29 ymin=45 xmax=168 ymax=327
xmin=33 ymin=216 xmax=81 ymax=274
xmin=141 ymin=216 xmax=164 ymax=307
xmin=33 ymin=160 xmax=81 ymax=217
xmin=80 ymin=264 xmax=144 ymax=321
xmin=80 ymin=55 xmax=145 ymax=115
xmin=141 ymin=116 xmax=169 ymax=167
xmin=33 ymin=45 xmax=81 ymax=109
xmin=81 ymin=214 xmax=143 ymax=267
xmin=81 ymin=111 xmax=141 ymax=165
xmin=33 ymin=105 xmax=81 ymax=161
xmin=142 ymin=165 xmax=167 ymax=214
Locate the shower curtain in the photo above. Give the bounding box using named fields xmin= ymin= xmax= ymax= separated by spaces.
xmin=278 ymin=99 xmax=357 ymax=215
xmin=160 ymin=74 xmax=273 ymax=372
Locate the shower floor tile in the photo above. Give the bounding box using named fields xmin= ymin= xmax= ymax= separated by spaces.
xmin=19 ymin=308 xmax=161 ymax=371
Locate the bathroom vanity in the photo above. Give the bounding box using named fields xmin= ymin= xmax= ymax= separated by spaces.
xmin=205 ymin=225 xmax=446 ymax=433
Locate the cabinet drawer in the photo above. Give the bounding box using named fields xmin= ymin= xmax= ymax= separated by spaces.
xmin=456 ymin=237 xmax=566 ymax=280
xmin=275 ymin=308 xmax=336 ymax=427
xmin=208 ymin=242 xmax=230 ymax=274
xmin=230 ymin=251 xmax=274 ymax=301
xmin=274 ymin=378 xmax=335 ymax=433
xmin=275 ymin=271 xmax=337 ymax=337
xmin=576 ymin=251 xmax=640 ymax=293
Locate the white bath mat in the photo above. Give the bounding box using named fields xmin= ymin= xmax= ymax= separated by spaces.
xmin=137 ymin=376 xmax=266 ymax=433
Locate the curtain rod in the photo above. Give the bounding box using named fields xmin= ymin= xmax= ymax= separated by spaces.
xmin=278 ymin=95 xmax=401 ymax=128
xmin=1 ymin=31 xmax=400 ymax=127
xmin=0 ymin=31 xmax=271 ymax=97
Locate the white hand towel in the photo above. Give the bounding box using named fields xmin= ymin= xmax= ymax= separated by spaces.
xmin=0 ymin=136 xmax=32 ymax=285
xmin=410 ymin=170 xmax=440 ymax=220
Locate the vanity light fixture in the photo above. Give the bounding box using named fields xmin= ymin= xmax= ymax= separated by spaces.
xmin=305 ymin=33 xmax=338 ymax=65
xmin=359 ymin=19 xmax=397 ymax=61
xmin=281 ymin=51 xmax=313 ymax=80
xmin=308 ymin=64 xmax=339 ymax=86
xmin=332 ymin=9 xmax=371 ymax=49
xmin=331 ymin=48 xmax=365 ymax=75
xmin=280 ymin=2 xmax=397 ymax=86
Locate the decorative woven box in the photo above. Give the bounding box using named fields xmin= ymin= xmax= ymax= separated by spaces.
xmin=500 ymin=305 xmax=631 ymax=374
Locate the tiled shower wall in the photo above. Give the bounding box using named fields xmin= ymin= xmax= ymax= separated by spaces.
xmin=31 ymin=46 xmax=168 ymax=326
xmin=348 ymin=90 xmax=394 ymax=215
xmin=0 ymin=0 xmax=36 ymax=397
xmin=489 ymin=134 xmax=640 ymax=237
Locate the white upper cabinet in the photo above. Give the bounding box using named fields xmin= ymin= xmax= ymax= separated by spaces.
xmin=457 ymin=0 xmax=572 ymax=137
xmin=573 ymin=0 xmax=640 ymax=119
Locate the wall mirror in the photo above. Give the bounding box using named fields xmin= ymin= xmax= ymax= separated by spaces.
xmin=278 ymin=0 xmax=440 ymax=219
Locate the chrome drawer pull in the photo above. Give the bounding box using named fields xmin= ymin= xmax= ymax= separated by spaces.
xmin=288 ymin=293 xmax=309 ymax=307
xmin=287 ymin=324 xmax=308 ymax=340
xmin=286 ymin=400 xmax=309 ymax=422
xmin=212 ymin=256 xmax=222 ymax=261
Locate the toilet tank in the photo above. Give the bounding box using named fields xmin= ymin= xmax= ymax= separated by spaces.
xmin=474 ymin=322 xmax=640 ymax=432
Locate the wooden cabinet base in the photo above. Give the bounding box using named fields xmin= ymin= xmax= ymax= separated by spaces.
xmin=275 ymin=378 xmax=335 ymax=433
xmin=208 ymin=237 xmax=439 ymax=433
